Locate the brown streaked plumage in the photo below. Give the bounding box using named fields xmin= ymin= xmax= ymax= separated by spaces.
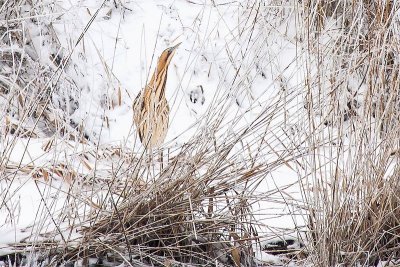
xmin=133 ymin=43 xmax=180 ymax=150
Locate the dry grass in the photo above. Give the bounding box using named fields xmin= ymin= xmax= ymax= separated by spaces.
xmin=2 ymin=0 xmax=400 ymax=266
xmin=301 ymin=0 xmax=400 ymax=265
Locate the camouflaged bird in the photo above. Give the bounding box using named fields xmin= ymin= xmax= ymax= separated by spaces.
xmin=133 ymin=43 xmax=180 ymax=150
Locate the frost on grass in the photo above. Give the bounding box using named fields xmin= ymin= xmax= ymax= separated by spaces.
xmin=9 ymin=0 xmax=400 ymax=266
xmin=0 ymin=3 xmax=92 ymax=142
xmin=299 ymin=1 xmax=400 ymax=266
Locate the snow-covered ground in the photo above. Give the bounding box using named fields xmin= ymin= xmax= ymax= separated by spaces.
xmin=0 ymin=0 xmax=313 ymax=265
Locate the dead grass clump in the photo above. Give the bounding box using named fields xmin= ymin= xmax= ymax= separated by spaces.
xmin=308 ymin=166 xmax=400 ymax=265
xmin=59 ymin=146 xmax=268 ymax=266
xmin=343 ymin=175 xmax=400 ymax=265
xmin=302 ymin=0 xmax=400 ymax=265
xmin=46 ymin=92 xmax=305 ymax=266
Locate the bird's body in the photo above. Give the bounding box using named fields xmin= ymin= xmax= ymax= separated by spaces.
xmin=133 ymin=87 xmax=170 ymax=148
xmin=133 ymin=43 xmax=180 ymax=150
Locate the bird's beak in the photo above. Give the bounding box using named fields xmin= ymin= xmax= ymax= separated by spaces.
xmin=170 ymin=42 xmax=181 ymax=52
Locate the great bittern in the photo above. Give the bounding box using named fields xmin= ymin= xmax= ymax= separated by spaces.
xmin=133 ymin=43 xmax=180 ymax=150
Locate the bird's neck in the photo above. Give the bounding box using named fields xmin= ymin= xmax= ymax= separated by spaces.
xmin=148 ymin=66 xmax=168 ymax=100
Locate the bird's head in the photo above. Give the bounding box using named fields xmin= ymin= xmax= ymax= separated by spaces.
xmin=157 ymin=42 xmax=181 ymax=71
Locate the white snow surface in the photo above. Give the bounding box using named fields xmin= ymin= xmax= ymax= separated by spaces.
xmin=0 ymin=0 xmax=310 ymax=264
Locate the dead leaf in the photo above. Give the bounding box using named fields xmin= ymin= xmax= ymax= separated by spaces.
xmin=42 ymin=169 xmax=49 ymax=182
xmin=231 ymin=247 xmax=241 ymax=267
xmin=118 ymin=86 xmax=122 ymax=106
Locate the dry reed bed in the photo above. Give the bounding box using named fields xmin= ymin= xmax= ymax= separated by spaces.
xmin=302 ymin=0 xmax=400 ymax=265
xmin=4 ymin=0 xmax=400 ymax=266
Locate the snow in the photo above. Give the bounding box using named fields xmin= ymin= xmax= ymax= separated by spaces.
xmin=0 ymin=0 xmax=310 ymax=265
